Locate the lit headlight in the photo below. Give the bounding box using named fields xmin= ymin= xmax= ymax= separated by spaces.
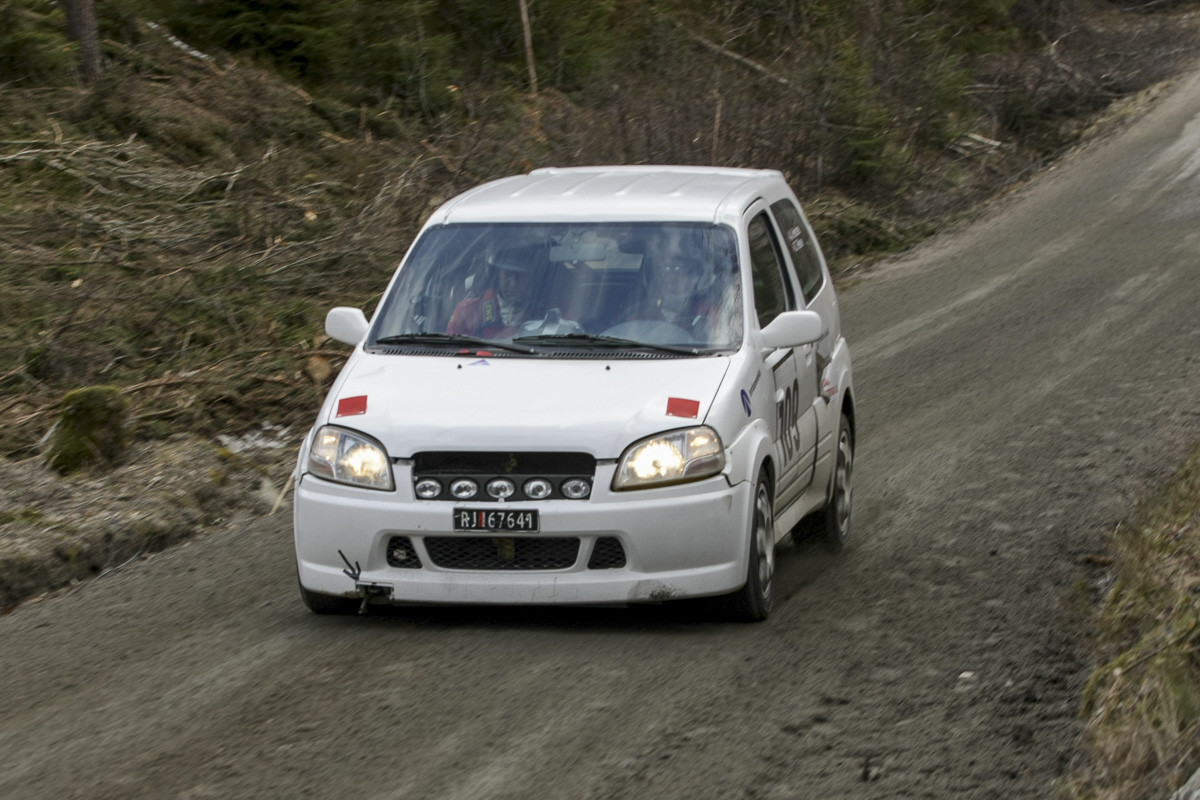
xmin=308 ymin=426 xmax=394 ymax=491
xmin=612 ymin=426 xmax=725 ymax=490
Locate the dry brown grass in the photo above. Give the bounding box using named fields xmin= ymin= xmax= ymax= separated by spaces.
xmin=1071 ymin=443 xmax=1200 ymax=799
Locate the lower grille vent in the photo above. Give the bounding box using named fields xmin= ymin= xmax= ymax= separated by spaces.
xmin=424 ymin=536 xmax=579 ymax=570
xmin=386 ymin=536 xmax=422 ymax=568
xmin=587 ymin=537 xmax=627 ymax=569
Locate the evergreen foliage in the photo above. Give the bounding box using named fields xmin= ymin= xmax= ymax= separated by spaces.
xmin=144 ymin=0 xmax=618 ymax=111
xmin=1 ymin=0 xmax=1090 ymax=186
xmin=810 ymin=35 xmax=910 ymax=190
xmin=339 ymin=1 xmax=458 ymax=113
xmin=0 ymin=0 xmax=74 ymax=85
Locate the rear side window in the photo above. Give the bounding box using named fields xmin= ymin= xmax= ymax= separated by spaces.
xmin=747 ymin=212 xmax=795 ymax=328
xmin=770 ymin=199 xmax=824 ymax=302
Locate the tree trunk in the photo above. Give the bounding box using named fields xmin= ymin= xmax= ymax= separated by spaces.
xmin=518 ymin=0 xmax=538 ymax=94
xmin=62 ymin=0 xmax=103 ymax=83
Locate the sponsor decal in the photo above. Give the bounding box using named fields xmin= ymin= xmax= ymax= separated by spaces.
xmin=666 ymin=397 xmax=700 ymax=418
xmin=469 ymin=359 xmax=490 ymax=366
xmin=740 ymin=371 xmax=761 ymax=415
xmin=337 ymin=395 xmax=368 ymax=416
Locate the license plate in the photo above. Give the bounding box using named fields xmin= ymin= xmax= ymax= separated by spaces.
xmin=453 ymin=508 xmax=540 ymax=533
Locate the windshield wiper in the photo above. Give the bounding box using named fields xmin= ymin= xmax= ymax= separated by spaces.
xmin=513 ymin=333 xmax=700 ymax=355
xmin=373 ymin=333 xmax=538 ymax=355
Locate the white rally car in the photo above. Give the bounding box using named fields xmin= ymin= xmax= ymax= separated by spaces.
xmin=294 ymin=166 xmax=854 ymax=621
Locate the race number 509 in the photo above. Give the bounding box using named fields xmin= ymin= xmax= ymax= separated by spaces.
xmin=775 ymin=378 xmax=802 ymax=464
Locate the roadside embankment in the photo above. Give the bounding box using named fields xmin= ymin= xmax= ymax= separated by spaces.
xmin=0 ymin=433 xmax=294 ymax=612
xmin=1072 ymin=440 xmax=1200 ymax=799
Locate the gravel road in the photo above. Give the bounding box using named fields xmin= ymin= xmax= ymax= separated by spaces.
xmin=3 ymin=67 xmax=1200 ymax=800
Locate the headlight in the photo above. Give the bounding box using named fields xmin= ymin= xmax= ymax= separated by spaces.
xmin=613 ymin=426 xmax=725 ymax=490
xmin=308 ymin=425 xmax=394 ymax=491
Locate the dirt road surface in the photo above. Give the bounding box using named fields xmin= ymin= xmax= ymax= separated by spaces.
xmin=4 ymin=67 xmax=1200 ymax=799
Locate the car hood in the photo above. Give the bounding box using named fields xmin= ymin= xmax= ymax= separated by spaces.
xmin=321 ymin=353 xmax=732 ymax=459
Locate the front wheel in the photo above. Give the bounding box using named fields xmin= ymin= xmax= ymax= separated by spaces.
xmin=727 ymin=471 xmax=775 ymax=622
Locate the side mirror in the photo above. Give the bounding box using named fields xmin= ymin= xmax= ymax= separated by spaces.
xmin=326 ymin=307 xmax=369 ymax=346
xmin=761 ymin=310 xmax=826 ymax=350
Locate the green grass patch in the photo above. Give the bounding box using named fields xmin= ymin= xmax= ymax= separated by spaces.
xmin=0 ymin=507 xmax=44 ymax=525
xmin=1072 ymin=441 xmax=1200 ymax=799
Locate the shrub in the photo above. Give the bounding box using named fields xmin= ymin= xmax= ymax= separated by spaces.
xmin=46 ymin=386 xmax=130 ymax=475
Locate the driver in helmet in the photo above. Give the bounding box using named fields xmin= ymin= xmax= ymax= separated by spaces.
xmin=639 ymin=253 xmax=712 ymax=332
xmin=447 ymin=245 xmax=539 ymax=338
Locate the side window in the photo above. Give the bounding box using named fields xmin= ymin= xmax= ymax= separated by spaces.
xmin=747 ymin=211 xmax=795 ymax=329
xmin=770 ymin=199 xmax=824 ymax=303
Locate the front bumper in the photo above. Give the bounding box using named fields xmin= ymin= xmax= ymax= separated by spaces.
xmin=294 ymin=462 xmax=752 ymax=606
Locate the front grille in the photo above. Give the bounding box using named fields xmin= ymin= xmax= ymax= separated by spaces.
xmin=386 ymin=536 xmax=422 ymax=568
xmin=587 ymin=537 xmax=627 ymax=569
xmin=424 ymin=536 xmax=580 ymax=570
xmin=415 ymin=451 xmax=595 ymax=475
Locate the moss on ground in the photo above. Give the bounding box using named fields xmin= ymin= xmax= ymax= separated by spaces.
xmin=45 ymin=385 xmax=129 ymax=474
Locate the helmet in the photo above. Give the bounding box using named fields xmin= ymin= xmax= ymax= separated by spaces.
xmin=652 ymin=254 xmax=705 ymax=315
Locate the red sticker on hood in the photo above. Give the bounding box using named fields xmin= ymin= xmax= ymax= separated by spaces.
xmin=337 ymin=395 xmax=368 ymax=416
xmin=666 ymin=397 xmax=700 ymax=418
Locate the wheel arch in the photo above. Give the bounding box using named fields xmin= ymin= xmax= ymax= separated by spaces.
xmin=758 ymin=452 xmax=776 ymax=503
xmin=840 ymin=388 xmax=856 ymax=441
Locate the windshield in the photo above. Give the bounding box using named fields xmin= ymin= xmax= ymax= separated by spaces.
xmin=369 ymin=222 xmax=743 ymax=353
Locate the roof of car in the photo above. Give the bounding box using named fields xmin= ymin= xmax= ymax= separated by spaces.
xmin=428 ymin=166 xmax=787 ymax=225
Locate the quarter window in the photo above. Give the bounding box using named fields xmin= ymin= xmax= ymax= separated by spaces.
xmin=770 ymin=199 xmax=824 ymax=302
xmin=747 ymin=212 xmax=795 ymax=329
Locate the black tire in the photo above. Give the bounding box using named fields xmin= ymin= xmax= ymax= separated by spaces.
xmin=728 ymin=471 xmax=775 ymax=622
xmin=794 ymin=414 xmax=853 ymax=553
xmin=298 ymin=578 xmax=360 ymax=615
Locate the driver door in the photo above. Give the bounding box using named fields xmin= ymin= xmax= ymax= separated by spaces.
xmin=746 ymin=209 xmax=818 ymax=512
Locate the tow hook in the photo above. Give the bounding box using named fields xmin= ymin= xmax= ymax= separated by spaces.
xmin=355 ymin=582 xmax=393 ymax=615
xmin=337 ymin=549 xmax=391 ymax=614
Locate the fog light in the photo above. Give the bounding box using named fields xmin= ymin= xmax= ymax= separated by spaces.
xmin=487 ymin=478 xmax=516 ymax=499
xmin=414 ymin=478 xmax=442 ymax=499
xmin=561 ymin=478 xmax=591 ymax=499
xmin=523 ymin=478 xmax=553 ymax=499
xmin=450 ymin=478 xmax=478 ymax=499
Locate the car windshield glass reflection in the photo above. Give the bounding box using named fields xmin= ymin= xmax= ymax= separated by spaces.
xmin=368 ymin=222 xmax=743 ymax=353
